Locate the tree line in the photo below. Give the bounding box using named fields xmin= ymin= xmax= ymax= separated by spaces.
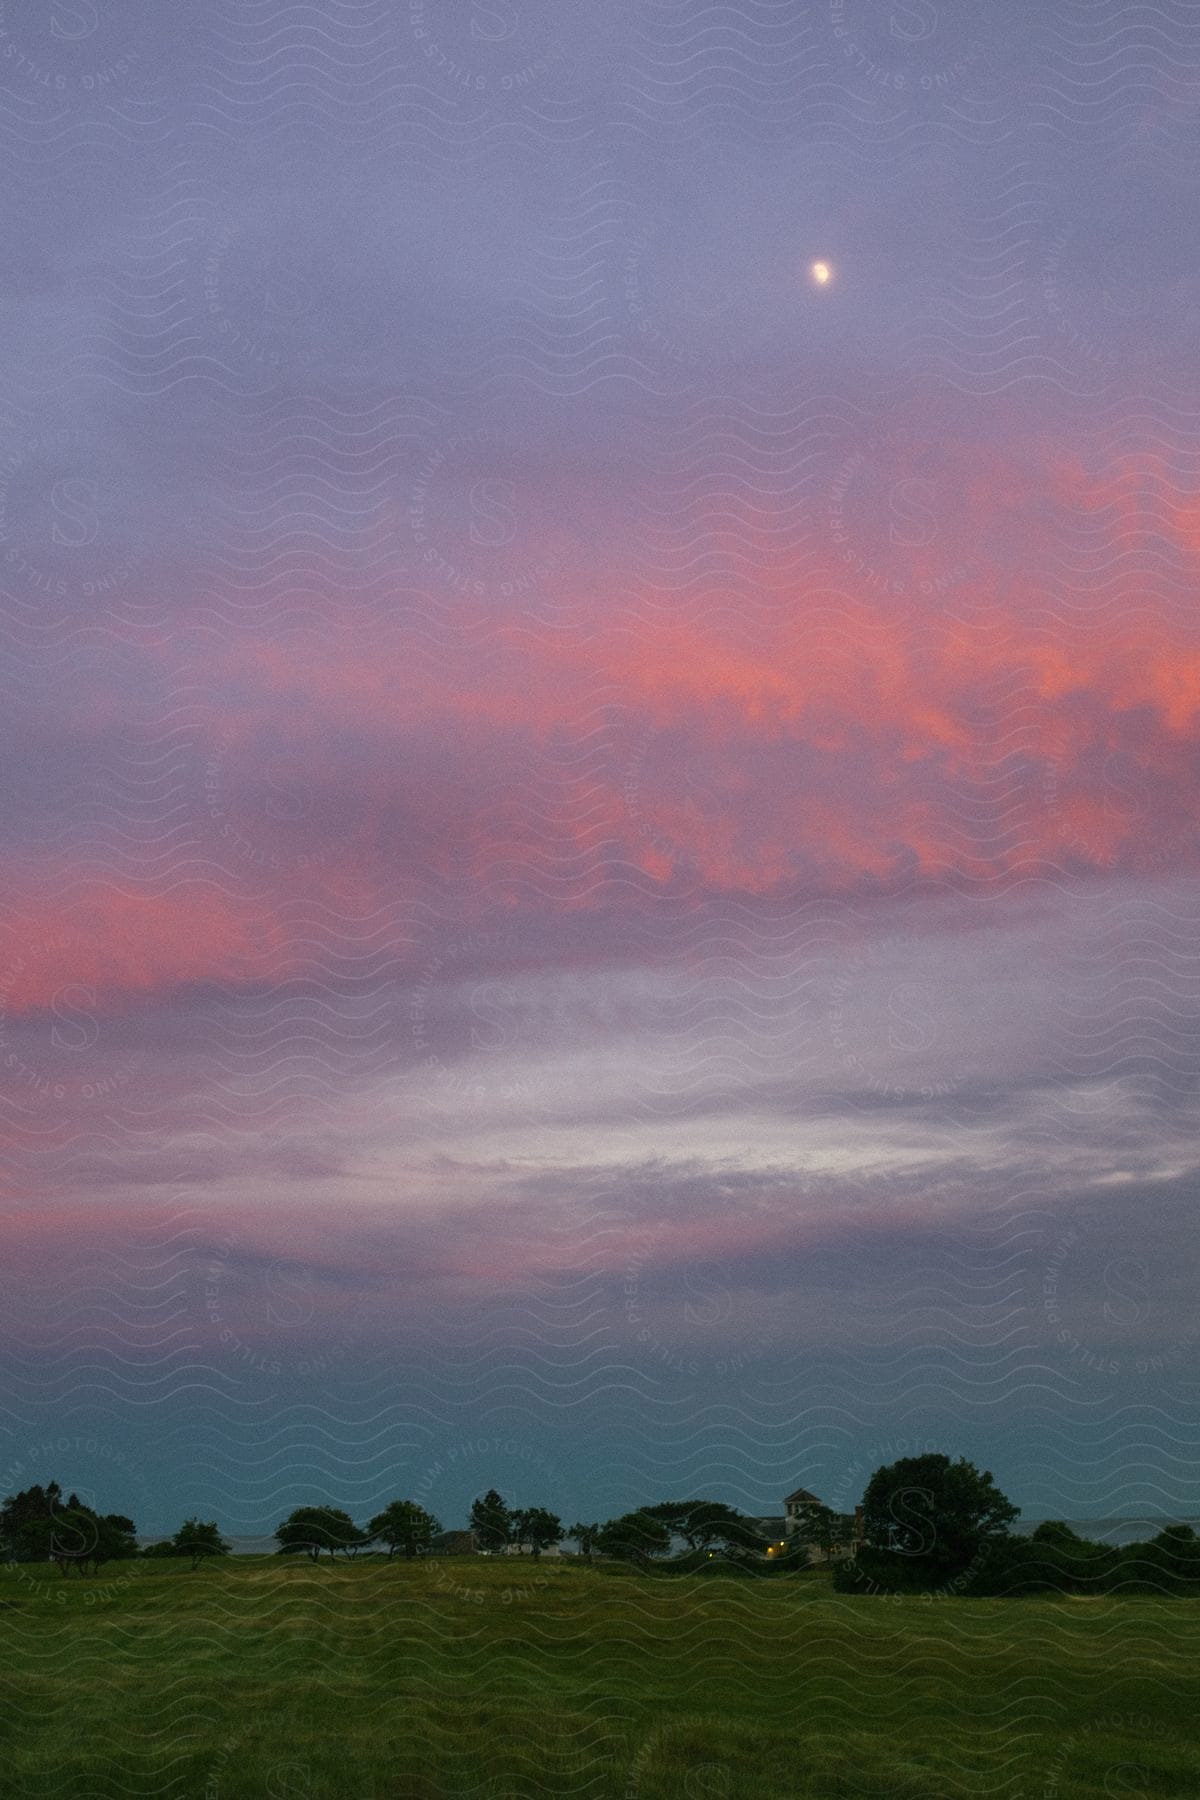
xmin=0 ymin=1483 xmax=139 ymax=1576
xmin=0 ymin=1480 xmax=782 ymax=1573
xmin=7 ymin=1454 xmax=1200 ymax=1595
xmin=265 ymin=1492 xmax=776 ymax=1565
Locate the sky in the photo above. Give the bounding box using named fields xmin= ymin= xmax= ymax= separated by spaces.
xmin=1 ymin=0 xmax=1199 ymax=1539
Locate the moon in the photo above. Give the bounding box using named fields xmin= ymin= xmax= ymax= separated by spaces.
xmin=810 ymin=261 xmax=833 ymax=287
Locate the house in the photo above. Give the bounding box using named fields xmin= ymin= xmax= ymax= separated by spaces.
xmin=776 ymin=1489 xmax=865 ymax=1562
xmin=783 ymin=1486 xmax=824 ymax=1534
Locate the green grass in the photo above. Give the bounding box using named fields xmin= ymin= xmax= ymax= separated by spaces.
xmin=1 ymin=1555 xmax=1198 ymax=1797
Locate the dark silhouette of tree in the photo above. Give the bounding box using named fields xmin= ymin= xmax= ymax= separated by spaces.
xmin=639 ymin=1501 xmax=692 ymax=1543
xmin=367 ymin=1500 xmax=440 ymax=1560
xmin=1 ymin=1481 xmax=63 ymax=1562
xmin=67 ymin=1509 xmax=136 ymax=1576
xmin=511 ymin=1507 xmax=563 ymax=1560
xmin=469 ymin=1489 xmax=512 ymax=1555
xmin=861 ymin=1454 xmax=1018 ymax=1576
xmin=568 ymin=1520 xmax=600 ymax=1560
xmin=790 ymin=1502 xmax=841 ymax=1563
xmin=644 ymin=1500 xmax=766 ymax=1556
xmin=1030 ymin=1521 xmax=1085 ymax=1548
xmin=275 ymin=1506 xmax=367 ymax=1562
xmin=0 ymin=1482 xmax=136 ymax=1575
xmin=170 ymin=1519 xmax=231 ymax=1570
xmin=595 ymin=1511 xmax=670 ymax=1566
xmin=1139 ymin=1524 xmax=1200 ymax=1593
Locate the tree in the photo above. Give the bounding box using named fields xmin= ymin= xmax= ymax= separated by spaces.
xmin=275 ymin=1506 xmax=367 ymax=1562
xmin=643 ymin=1500 xmax=767 ymax=1557
xmin=595 ymin=1511 xmax=671 ymax=1566
xmin=469 ymin=1489 xmax=512 ymax=1555
xmin=1030 ymin=1521 xmax=1085 ymax=1548
xmin=791 ymin=1504 xmax=849 ymax=1562
xmin=681 ymin=1502 xmax=764 ymax=1557
xmin=568 ymin=1521 xmax=600 ymax=1561
xmin=1 ymin=1481 xmax=64 ymax=1562
xmin=64 ymin=1508 xmax=137 ymax=1576
xmin=1018 ymin=1522 xmax=1105 ymax=1593
xmin=640 ymin=1501 xmax=693 ymax=1540
xmin=1143 ymin=1525 xmax=1200 ymax=1592
xmin=170 ymin=1519 xmax=231 ymax=1571
xmin=861 ymin=1454 xmax=1018 ymax=1575
xmin=368 ymin=1500 xmax=440 ymax=1561
xmin=516 ymin=1507 xmax=563 ymax=1561
xmin=0 ymin=1482 xmax=136 ymax=1575
xmin=46 ymin=1502 xmax=137 ymax=1576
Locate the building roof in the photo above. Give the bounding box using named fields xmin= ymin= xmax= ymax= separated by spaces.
xmin=784 ymin=1487 xmax=823 ymax=1507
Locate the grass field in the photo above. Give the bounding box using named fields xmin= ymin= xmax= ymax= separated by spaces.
xmin=1 ymin=1555 xmax=1198 ymax=1798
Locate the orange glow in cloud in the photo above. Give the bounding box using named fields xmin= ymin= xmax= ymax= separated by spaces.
xmin=0 ymin=881 xmax=299 ymax=1014
xmin=190 ymin=569 xmax=1200 ymax=905
xmin=4 ymin=427 xmax=1194 ymax=1013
